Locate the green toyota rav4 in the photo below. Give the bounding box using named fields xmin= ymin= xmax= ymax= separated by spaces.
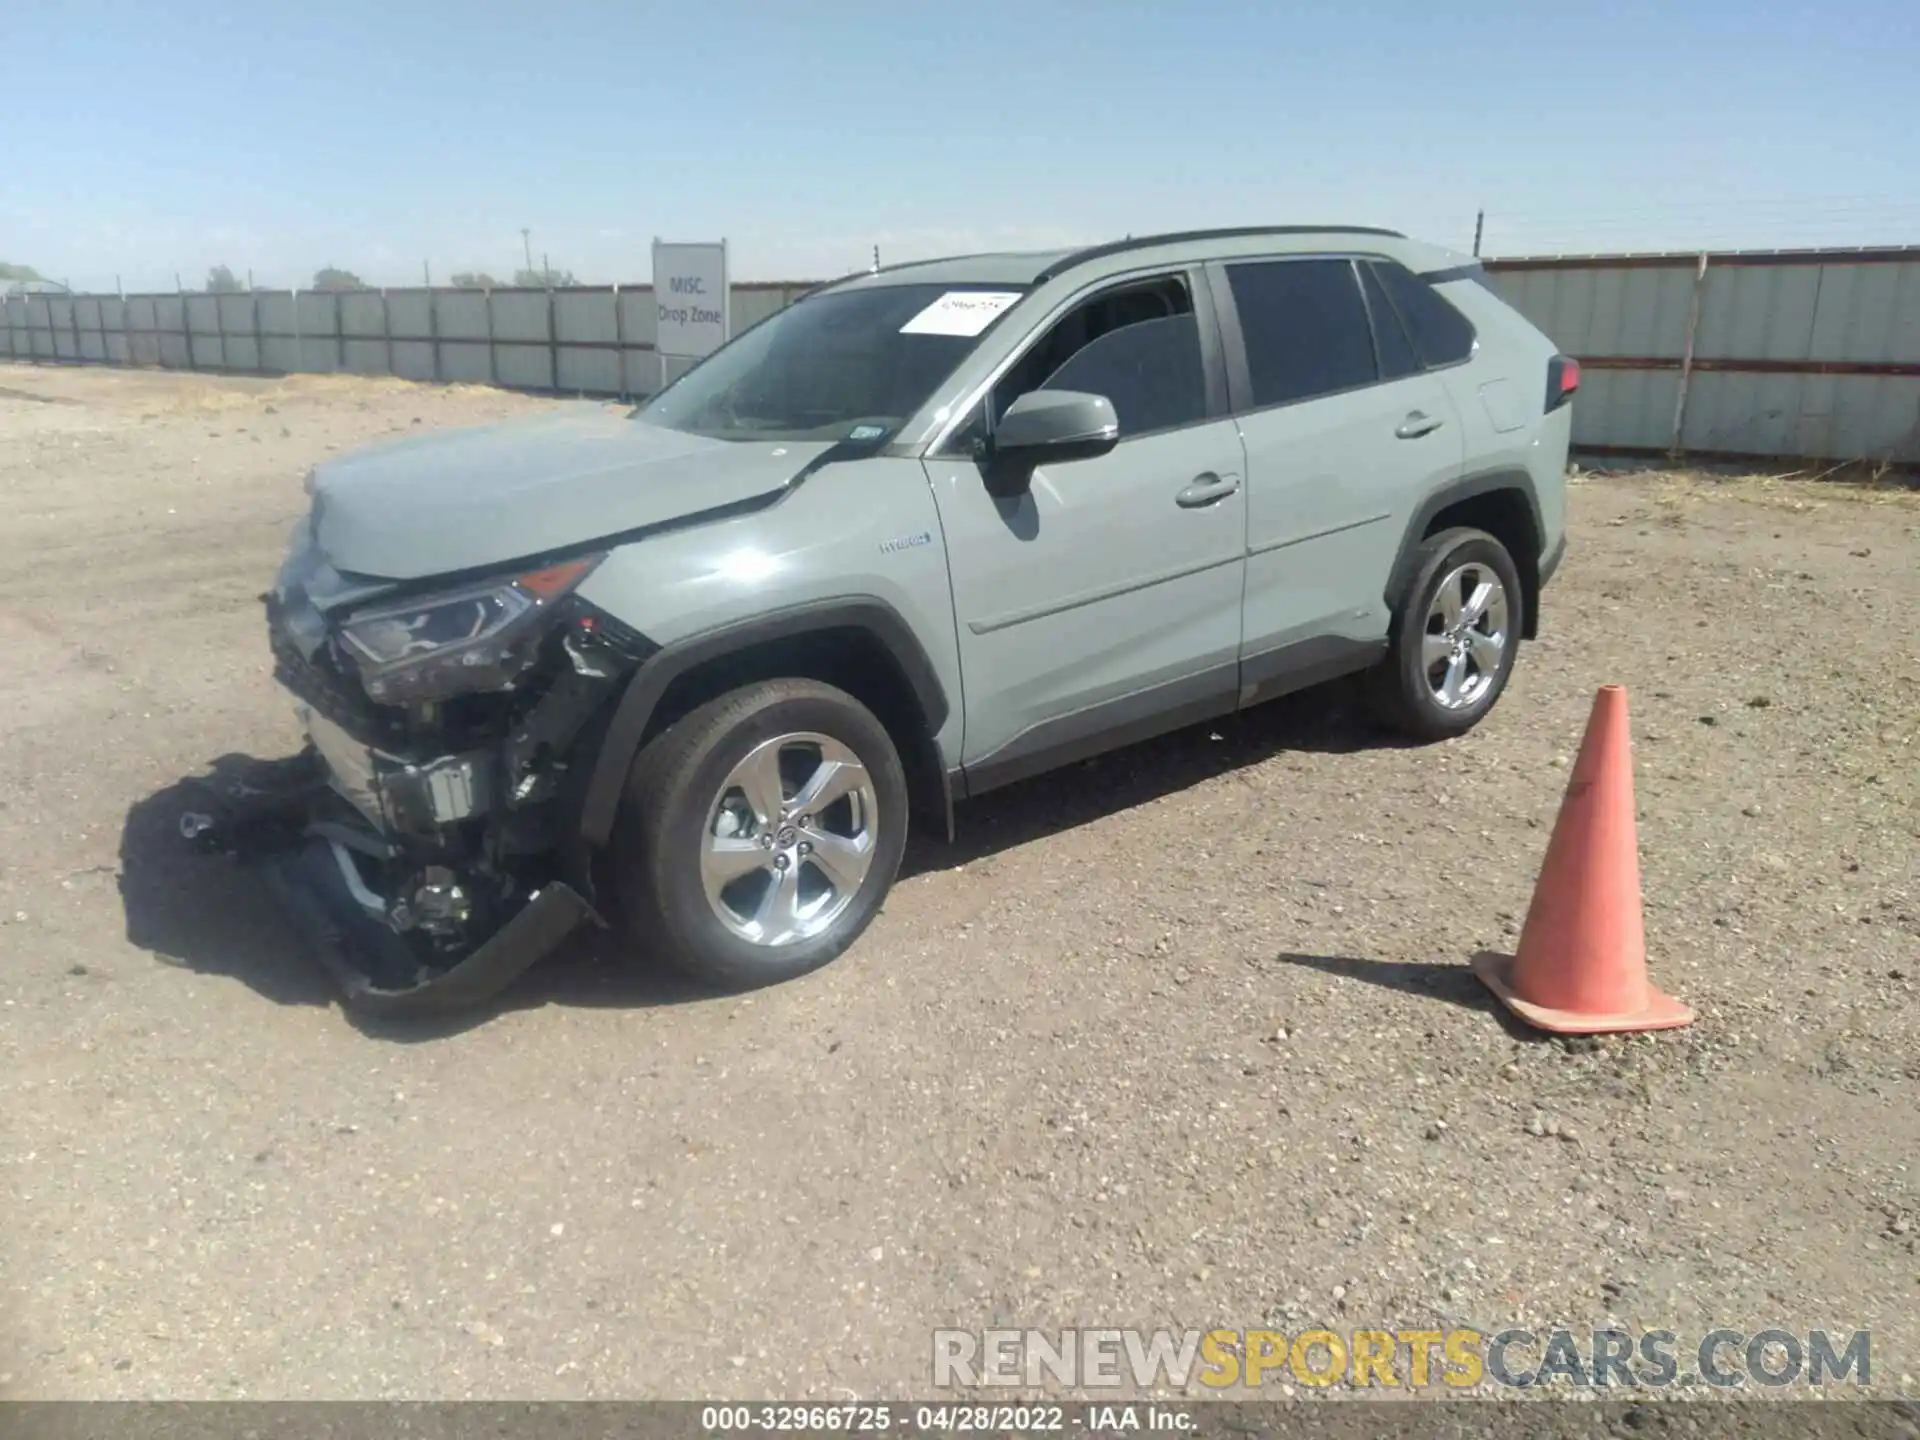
xmin=184 ymin=225 xmax=1578 ymax=1012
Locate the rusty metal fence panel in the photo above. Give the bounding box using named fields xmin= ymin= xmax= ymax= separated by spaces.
xmin=1483 ymin=245 xmax=1920 ymax=464
xmin=2 ymin=279 xmax=819 ymax=404
xmin=0 ymin=282 xmax=676 ymax=392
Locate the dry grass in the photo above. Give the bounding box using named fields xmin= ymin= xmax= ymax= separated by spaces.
xmin=152 ymin=370 xmax=506 ymax=417
xmin=276 ymin=372 xmax=502 ymax=402
xmin=1580 ymin=459 xmax=1920 ymax=515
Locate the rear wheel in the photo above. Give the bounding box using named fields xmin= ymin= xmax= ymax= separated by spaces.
xmin=610 ymin=678 xmax=909 ymax=989
xmin=1367 ymin=526 xmax=1523 ymax=741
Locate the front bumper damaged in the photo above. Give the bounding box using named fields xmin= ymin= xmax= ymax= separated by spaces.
xmin=178 ymin=723 xmax=600 ymax=1018
xmin=183 ymin=537 xmax=648 ymax=1015
xmin=262 ymin=836 xmax=593 ymax=1017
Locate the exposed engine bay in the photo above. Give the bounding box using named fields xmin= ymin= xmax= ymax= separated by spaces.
xmin=179 ymin=522 xmax=653 ymax=1014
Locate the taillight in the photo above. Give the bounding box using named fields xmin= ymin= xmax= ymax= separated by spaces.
xmin=1547 ymin=354 xmax=1581 ymax=412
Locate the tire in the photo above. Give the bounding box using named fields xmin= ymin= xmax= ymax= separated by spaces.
xmin=609 ymin=677 xmax=910 ymax=990
xmin=1366 ymin=526 xmax=1524 ymax=742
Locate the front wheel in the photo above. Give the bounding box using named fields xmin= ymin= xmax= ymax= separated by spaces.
xmin=1367 ymin=526 xmax=1524 ymax=742
xmin=609 ymin=678 xmax=909 ymax=990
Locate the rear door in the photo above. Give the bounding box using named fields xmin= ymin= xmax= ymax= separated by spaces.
xmin=1210 ymin=256 xmax=1466 ymax=703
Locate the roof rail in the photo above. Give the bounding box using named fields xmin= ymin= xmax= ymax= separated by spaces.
xmin=1032 ymin=224 xmax=1406 ymax=285
xmin=796 ymin=246 xmax=1050 ymax=302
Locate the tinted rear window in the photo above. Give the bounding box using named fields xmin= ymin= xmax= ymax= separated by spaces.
xmin=1225 ymin=259 xmax=1377 ymax=407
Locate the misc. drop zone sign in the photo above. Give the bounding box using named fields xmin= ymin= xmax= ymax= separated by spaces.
xmin=651 ymin=239 xmax=730 ymax=360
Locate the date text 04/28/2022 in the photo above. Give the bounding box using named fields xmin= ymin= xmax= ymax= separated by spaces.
xmin=698 ymin=1403 xmax=1194 ymax=1434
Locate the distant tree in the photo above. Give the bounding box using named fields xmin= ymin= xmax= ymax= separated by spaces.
xmin=0 ymin=261 xmax=47 ymax=282
xmin=449 ymin=271 xmax=502 ymax=289
xmin=205 ymin=265 xmax=244 ymax=293
xmin=514 ymin=266 xmax=578 ymax=288
xmin=310 ymin=266 xmax=368 ymax=292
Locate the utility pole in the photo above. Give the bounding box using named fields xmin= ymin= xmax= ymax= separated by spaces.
xmin=423 ymin=260 xmax=431 ymax=285
xmin=871 ymin=244 xmax=880 ymax=273
xmin=1472 ymin=209 xmax=1485 ymax=258
xmin=521 ymin=228 xmax=534 ymax=276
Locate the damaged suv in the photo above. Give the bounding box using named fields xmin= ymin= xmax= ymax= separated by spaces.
xmin=185 ymin=225 xmax=1575 ymax=1013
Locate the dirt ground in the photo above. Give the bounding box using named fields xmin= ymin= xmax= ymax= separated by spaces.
xmin=1 ymin=362 xmax=1915 ymax=1403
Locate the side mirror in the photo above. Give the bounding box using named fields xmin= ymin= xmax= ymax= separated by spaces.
xmin=991 ymin=389 xmax=1121 ymax=463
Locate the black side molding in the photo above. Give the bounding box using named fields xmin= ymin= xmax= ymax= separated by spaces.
xmin=577 ymin=597 xmax=951 ymax=849
xmin=957 ymin=636 xmax=1388 ymax=802
xmin=959 ymin=663 xmax=1240 ymax=799
xmin=1239 ymin=634 xmax=1388 ymax=710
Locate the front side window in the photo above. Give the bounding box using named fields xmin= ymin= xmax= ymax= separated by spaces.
xmin=952 ymin=273 xmax=1208 ymax=449
xmin=1225 ymin=259 xmax=1377 ymax=408
xmin=637 ymin=282 xmax=1024 ymax=443
xmin=1037 ymin=312 xmax=1206 ymax=435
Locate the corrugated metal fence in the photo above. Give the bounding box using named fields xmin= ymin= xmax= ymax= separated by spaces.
xmin=7 ymin=245 xmax=1919 ymax=464
xmin=0 ymin=281 xmax=815 ymax=398
xmin=1482 ymin=245 xmax=1920 ymax=464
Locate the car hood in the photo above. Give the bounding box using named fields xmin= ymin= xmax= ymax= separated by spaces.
xmin=307 ymin=405 xmax=835 ymax=581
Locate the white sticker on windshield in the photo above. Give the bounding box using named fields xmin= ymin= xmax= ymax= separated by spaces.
xmin=899 ymin=290 xmax=1022 ymax=337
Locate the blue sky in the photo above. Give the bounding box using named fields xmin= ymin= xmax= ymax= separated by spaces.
xmin=6 ymin=0 xmax=1914 ymax=291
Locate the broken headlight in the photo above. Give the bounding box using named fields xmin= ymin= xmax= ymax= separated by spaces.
xmin=337 ymin=555 xmax=604 ymax=705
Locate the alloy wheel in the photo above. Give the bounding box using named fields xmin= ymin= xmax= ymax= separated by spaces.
xmin=700 ymin=732 xmax=879 ymax=947
xmin=1422 ymin=562 xmax=1510 ymax=710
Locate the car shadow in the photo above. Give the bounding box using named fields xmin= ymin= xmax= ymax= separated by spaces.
xmin=121 ymin=678 xmax=1419 ymax=1037
xmin=120 ymin=771 xmax=338 ymax=1009
xmin=900 ymin=676 xmax=1411 ymax=878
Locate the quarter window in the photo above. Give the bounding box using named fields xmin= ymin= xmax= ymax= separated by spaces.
xmin=1225 ymin=259 xmax=1377 ymax=407
xmin=1369 ymin=260 xmax=1476 ymax=367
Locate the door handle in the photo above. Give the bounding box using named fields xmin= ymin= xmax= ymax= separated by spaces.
xmin=1395 ymin=411 xmax=1444 ymax=439
xmin=1175 ymin=472 xmax=1241 ymax=508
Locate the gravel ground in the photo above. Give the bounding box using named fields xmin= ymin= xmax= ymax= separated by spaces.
xmin=1 ymin=363 xmax=1915 ymax=1402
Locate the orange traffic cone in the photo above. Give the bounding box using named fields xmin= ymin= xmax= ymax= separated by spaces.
xmin=1472 ymin=684 xmax=1693 ymax=1034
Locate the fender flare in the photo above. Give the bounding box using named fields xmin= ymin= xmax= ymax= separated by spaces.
xmin=1382 ymin=468 xmax=1547 ymax=638
xmin=576 ymin=597 xmax=952 ymax=849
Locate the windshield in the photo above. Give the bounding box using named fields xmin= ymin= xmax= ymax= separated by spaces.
xmin=635 ymin=282 xmax=1026 ymax=443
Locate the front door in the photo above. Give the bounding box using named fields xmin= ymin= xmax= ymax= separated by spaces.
xmin=923 ymin=269 xmax=1247 ymax=791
